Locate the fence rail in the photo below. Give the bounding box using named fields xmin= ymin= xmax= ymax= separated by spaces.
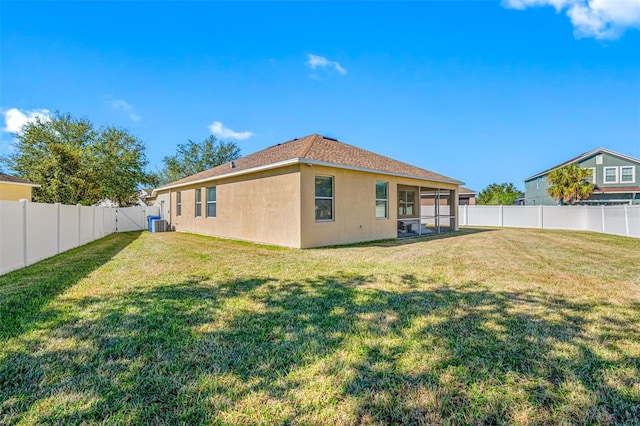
xmin=0 ymin=201 xmax=159 ymax=275
xmin=459 ymin=205 xmax=640 ymax=238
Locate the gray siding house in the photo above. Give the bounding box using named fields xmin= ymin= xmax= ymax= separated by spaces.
xmin=524 ymin=148 xmax=640 ymax=206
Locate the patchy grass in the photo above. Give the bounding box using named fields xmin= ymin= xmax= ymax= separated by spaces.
xmin=1 ymin=228 xmax=639 ymax=425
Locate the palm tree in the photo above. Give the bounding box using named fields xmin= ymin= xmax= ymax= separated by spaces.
xmin=547 ymin=163 xmax=595 ymax=205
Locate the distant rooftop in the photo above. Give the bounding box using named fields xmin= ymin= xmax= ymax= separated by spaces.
xmin=0 ymin=173 xmax=40 ymax=187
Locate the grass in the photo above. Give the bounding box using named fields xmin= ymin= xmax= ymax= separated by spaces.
xmin=1 ymin=228 xmax=639 ymax=425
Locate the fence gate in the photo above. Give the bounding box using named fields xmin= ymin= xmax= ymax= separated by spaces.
xmin=116 ymin=206 xmax=160 ymax=231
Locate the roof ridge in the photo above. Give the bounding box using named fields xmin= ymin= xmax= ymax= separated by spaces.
xmin=298 ymin=134 xmax=320 ymax=158
xmin=524 ymin=147 xmax=640 ymax=181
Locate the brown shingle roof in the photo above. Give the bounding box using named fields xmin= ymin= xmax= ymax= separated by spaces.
xmin=160 ymin=134 xmax=463 ymax=189
xmin=0 ymin=173 xmax=39 ymax=186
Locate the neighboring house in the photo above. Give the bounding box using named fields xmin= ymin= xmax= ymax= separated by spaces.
xmin=458 ymin=187 xmax=477 ymax=205
xmin=0 ymin=173 xmax=40 ymax=201
xmin=524 ymin=148 xmax=640 ymax=205
xmin=152 ymin=134 xmax=464 ymax=248
xmin=95 ymin=189 xmax=152 ymax=207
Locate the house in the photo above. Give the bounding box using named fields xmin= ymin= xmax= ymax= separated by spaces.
xmin=152 ymin=134 xmax=464 ymax=248
xmin=0 ymin=173 xmax=40 ymax=201
xmin=524 ymin=148 xmax=640 ymax=205
xmin=458 ymin=187 xmax=477 ymax=205
xmin=95 ymin=189 xmax=153 ymax=208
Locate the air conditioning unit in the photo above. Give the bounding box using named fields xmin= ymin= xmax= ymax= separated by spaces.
xmin=151 ymin=219 xmax=169 ymax=232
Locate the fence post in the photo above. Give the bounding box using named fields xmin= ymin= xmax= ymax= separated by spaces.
xmin=601 ymin=205 xmax=606 ymax=234
xmin=92 ymin=205 xmax=96 ymax=241
xmin=499 ymin=205 xmax=504 ymax=227
xmin=56 ymin=203 xmax=61 ymax=254
xmin=21 ymin=199 xmax=27 ymax=267
xmin=624 ymin=205 xmax=629 ymax=236
xmin=464 ymin=204 xmax=469 ymax=226
xmin=540 ymin=206 xmax=544 ymax=229
xmin=77 ymin=204 xmax=82 ymax=246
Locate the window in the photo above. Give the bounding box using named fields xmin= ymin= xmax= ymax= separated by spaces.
xmin=604 ymin=167 xmax=618 ymax=184
xmin=585 ymin=167 xmax=596 ymax=184
xmin=375 ymin=181 xmax=388 ymax=219
xmin=621 ymin=166 xmax=635 ymax=183
xmin=176 ymin=192 xmax=182 ymax=216
xmin=195 ymin=189 xmax=202 ymax=217
xmin=315 ymin=176 xmax=333 ymax=221
xmin=399 ymin=190 xmax=415 ymax=217
xmin=207 ymin=187 xmax=216 ymax=218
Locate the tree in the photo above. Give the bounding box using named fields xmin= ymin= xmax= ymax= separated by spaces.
xmin=477 ymin=183 xmax=523 ymax=205
xmin=1 ymin=112 xmax=153 ymax=206
xmin=159 ymin=135 xmax=241 ymax=184
xmin=547 ymin=163 xmax=594 ymax=205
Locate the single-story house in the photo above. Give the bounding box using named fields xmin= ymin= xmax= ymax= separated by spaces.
xmin=0 ymin=173 xmax=40 ymax=201
xmin=458 ymin=187 xmax=477 ymax=205
xmin=152 ymin=134 xmax=464 ymax=248
xmin=524 ymin=148 xmax=640 ymax=205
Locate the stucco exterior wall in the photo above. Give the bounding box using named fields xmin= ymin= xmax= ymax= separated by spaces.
xmin=299 ymin=165 xmax=458 ymax=248
xmin=0 ymin=183 xmax=33 ymax=201
xmin=167 ymin=165 xmax=302 ymax=247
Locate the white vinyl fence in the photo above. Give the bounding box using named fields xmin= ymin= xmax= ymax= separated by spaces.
xmin=459 ymin=205 xmax=640 ymax=238
xmin=0 ymin=201 xmax=160 ymax=275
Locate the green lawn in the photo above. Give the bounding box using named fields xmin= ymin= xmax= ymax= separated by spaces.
xmin=1 ymin=229 xmax=639 ymax=425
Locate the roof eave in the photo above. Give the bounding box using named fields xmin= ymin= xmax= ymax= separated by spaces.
xmin=153 ymin=157 xmax=463 ymax=193
xmin=0 ymin=180 xmax=41 ymax=188
xmin=299 ymin=158 xmax=464 ymax=186
xmin=524 ymin=147 xmax=640 ymax=182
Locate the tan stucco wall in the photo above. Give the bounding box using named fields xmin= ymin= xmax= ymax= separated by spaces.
xmin=299 ymin=165 xmax=459 ymax=248
xmin=0 ymin=183 xmax=33 ymax=201
xmin=166 ymin=165 xmax=302 ymax=248
xmin=156 ymin=164 xmax=459 ymax=249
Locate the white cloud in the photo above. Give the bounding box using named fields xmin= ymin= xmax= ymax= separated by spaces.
xmin=503 ymin=0 xmax=640 ymax=39
xmin=306 ymin=54 xmax=347 ymax=75
xmin=208 ymin=121 xmax=254 ymax=140
xmin=2 ymin=108 xmax=51 ymax=134
xmin=109 ymin=99 xmax=141 ymax=121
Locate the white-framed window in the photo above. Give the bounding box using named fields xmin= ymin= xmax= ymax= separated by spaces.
xmin=195 ymin=189 xmax=202 ymax=217
xmin=207 ymin=187 xmax=216 ymax=218
xmin=375 ymin=181 xmax=388 ymax=219
xmin=585 ymin=167 xmax=596 ymax=184
xmin=398 ymin=190 xmax=415 ymax=217
xmin=604 ymin=167 xmax=618 ymax=184
xmin=176 ymin=191 xmax=182 ymax=216
xmin=621 ymin=166 xmax=635 ymax=183
xmin=315 ymin=176 xmax=334 ymax=221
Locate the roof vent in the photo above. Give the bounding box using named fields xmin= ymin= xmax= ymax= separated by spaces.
xmin=322 ymin=136 xmax=338 ymax=141
xmin=230 ymin=161 xmax=236 ymax=169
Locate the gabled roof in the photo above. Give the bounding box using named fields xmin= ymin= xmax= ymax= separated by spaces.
xmin=525 ymin=147 xmax=640 ymax=182
xmin=0 ymin=173 xmax=40 ymax=187
xmin=157 ymin=134 xmax=463 ymax=191
xmin=459 ymin=187 xmax=477 ymax=195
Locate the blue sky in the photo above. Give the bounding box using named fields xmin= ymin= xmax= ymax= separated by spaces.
xmin=2 ymin=1 xmax=639 ymax=192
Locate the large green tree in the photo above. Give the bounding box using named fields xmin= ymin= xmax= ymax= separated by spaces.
xmin=477 ymin=182 xmax=523 ymax=205
xmin=1 ymin=112 xmax=153 ymax=206
xmin=159 ymin=135 xmax=241 ymax=184
xmin=547 ymin=163 xmax=595 ymax=205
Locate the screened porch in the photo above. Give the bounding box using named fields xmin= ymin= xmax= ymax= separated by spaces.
xmin=397 ymin=186 xmax=456 ymax=238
